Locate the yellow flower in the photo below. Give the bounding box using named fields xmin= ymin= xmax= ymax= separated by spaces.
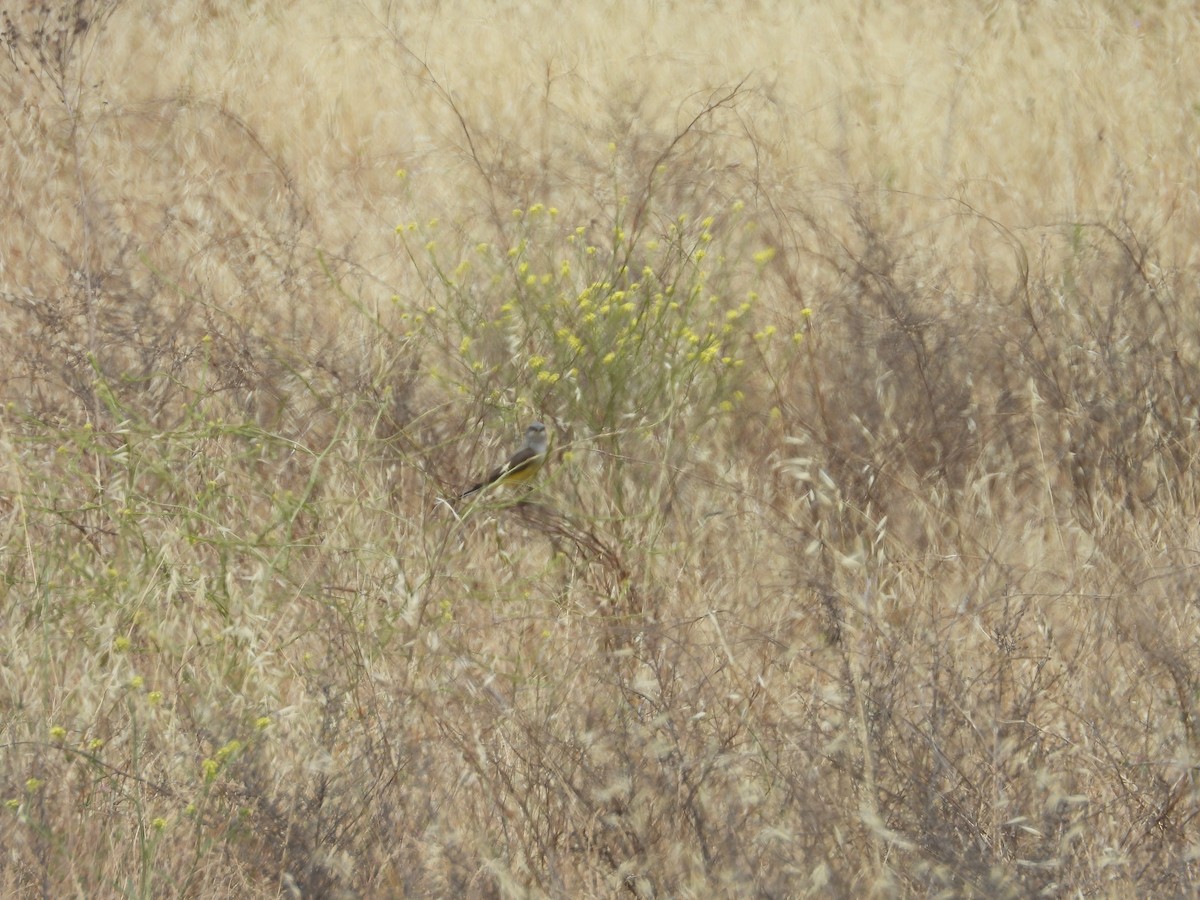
xmin=753 ymin=247 xmax=776 ymax=265
xmin=50 ymin=726 xmax=66 ymax=742
xmin=555 ymin=328 xmax=583 ymax=352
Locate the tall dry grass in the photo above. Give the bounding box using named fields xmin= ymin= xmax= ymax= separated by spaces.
xmin=3 ymin=0 xmax=1200 ymax=896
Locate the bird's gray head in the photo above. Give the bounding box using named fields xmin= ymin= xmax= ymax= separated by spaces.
xmin=525 ymin=421 xmax=548 ymax=452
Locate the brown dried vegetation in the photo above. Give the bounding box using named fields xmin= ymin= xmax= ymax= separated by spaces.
xmin=3 ymin=1 xmax=1200 ymax=896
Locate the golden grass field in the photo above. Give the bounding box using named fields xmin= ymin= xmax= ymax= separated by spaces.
xmin=4 ymin=0 xmax=1200 ymax=895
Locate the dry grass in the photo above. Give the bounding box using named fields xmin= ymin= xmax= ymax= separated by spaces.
xmin=3 ymin=0 xmax=1200 ymax=896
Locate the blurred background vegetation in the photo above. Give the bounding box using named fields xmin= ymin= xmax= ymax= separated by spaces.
xmin=3 ymin=1 xmax=1200 ymax=895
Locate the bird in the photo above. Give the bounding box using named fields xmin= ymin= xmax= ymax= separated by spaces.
xmin=459 ymin=421 xmax=549 ymax=500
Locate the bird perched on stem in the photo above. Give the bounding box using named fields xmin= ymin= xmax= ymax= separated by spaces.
xmin=458 ymin=421 xmax=549 ymax=500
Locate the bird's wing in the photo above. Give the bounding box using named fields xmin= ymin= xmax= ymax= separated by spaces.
xmin=460 ymin=446 xmax=541 ymax=497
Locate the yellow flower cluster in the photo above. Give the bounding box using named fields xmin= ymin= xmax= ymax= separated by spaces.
xmin=398 ymin=191 xmax=804 ymax=424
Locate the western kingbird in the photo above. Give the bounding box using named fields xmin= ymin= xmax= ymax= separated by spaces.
xmin=459 ymin=421 xmax=548 ymax=499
